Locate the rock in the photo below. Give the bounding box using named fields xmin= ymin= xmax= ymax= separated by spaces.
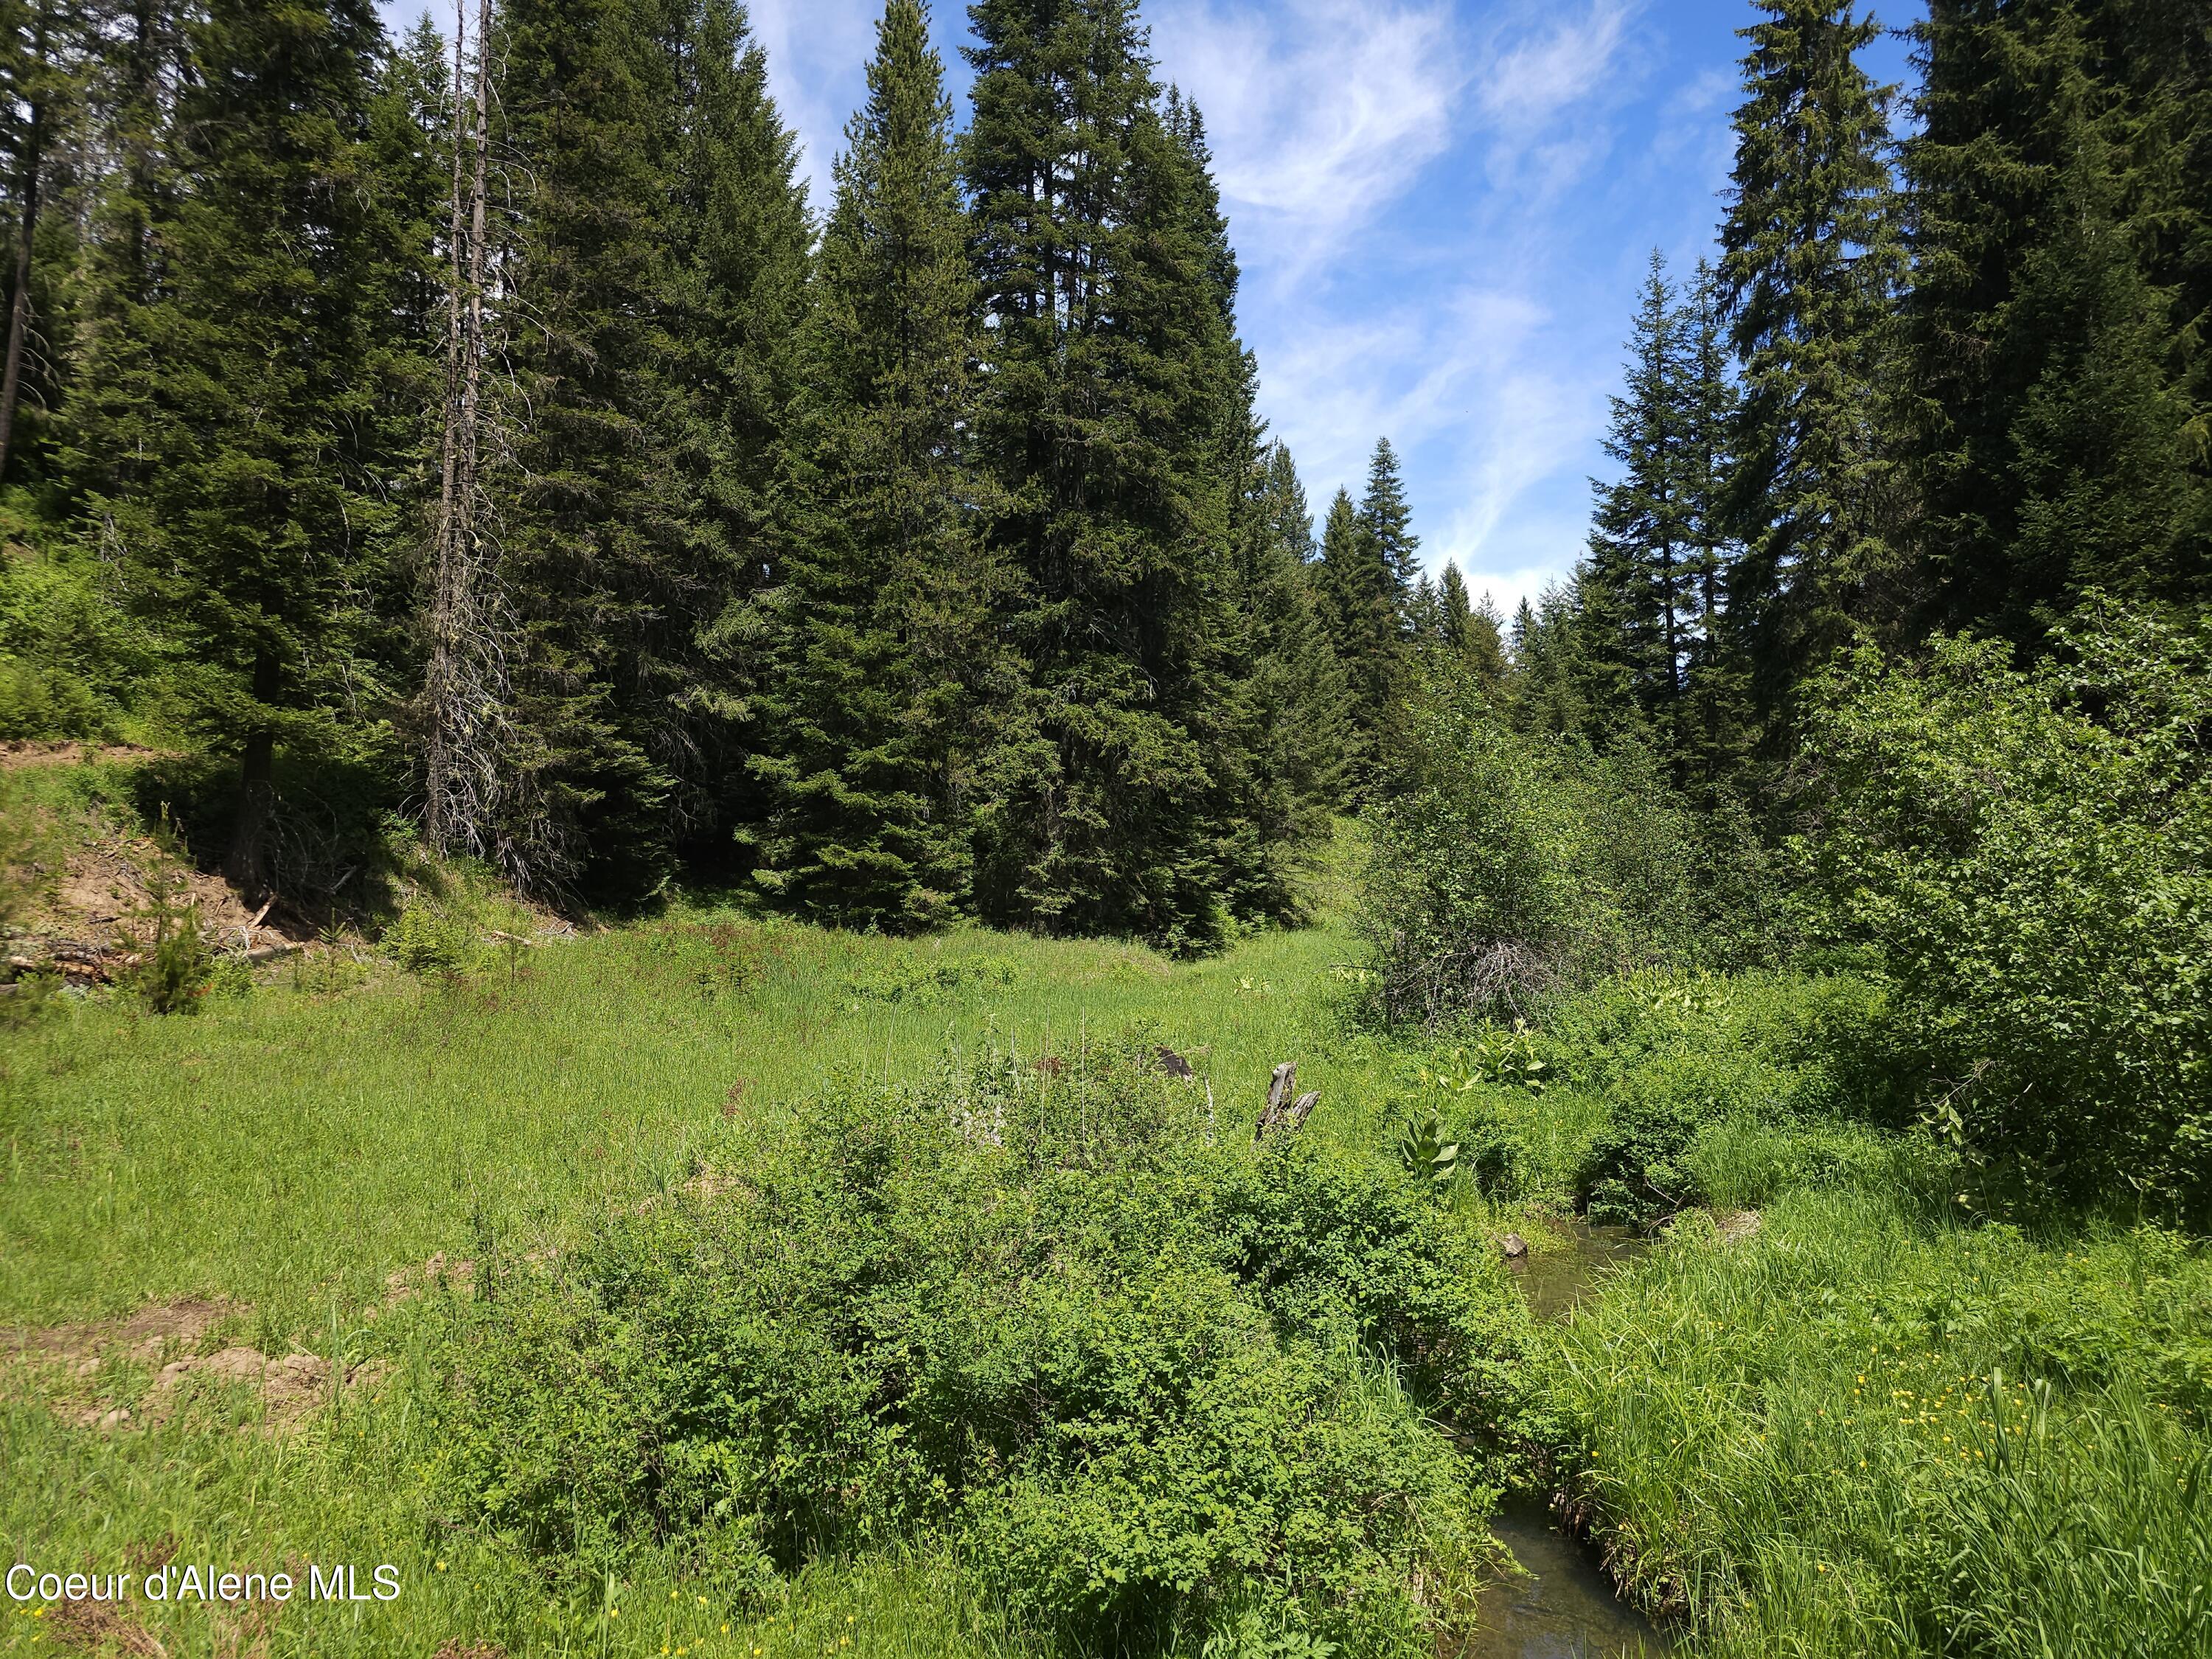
xmin=1499 ymin=1232 xmax=1529 ymax=1260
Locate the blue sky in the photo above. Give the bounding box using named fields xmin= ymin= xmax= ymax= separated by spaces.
xmin=381 ymin=0 xmax=1920 ymax=616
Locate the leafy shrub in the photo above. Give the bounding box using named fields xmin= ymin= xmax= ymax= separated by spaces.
xmin=1798 ymin=606 xmax=2212 ymax=1222
xmin=436 ymin=1045 xmax=1529 ymax=1652
xmin=0 ymin=536 xmax=153 ymax=741
xmin=1409 ymin=973 xmax=1895 ymax=1220
xmin=1357 ymin=678 xmax=1700 ymax=1027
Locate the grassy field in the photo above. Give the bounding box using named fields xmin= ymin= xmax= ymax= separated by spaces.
xmin=3 ymin=791 xmax=1492 ymax=1658
xmin=4 ymin=758 xmax=2208 ymax=1659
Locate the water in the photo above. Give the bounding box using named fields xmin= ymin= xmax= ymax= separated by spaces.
xmin=1469 ymin=1499 xmax=1671 ymax=1659
xmin=1506 ymin=1220 xmax=1647 ymax=1321
xmin=1466 ymin=1219 xmax=1669 ymax=1658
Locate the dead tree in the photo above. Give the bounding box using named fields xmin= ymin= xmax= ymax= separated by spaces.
xmin=424 ymin=0 xmax=506 ymax=858
xmin=1255 ymin=1062 xmax=1320 ymax=1141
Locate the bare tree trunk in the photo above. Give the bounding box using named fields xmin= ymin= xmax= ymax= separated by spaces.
xmin=425 ymin=0 xmax=499 ymax=856
xmin=459 ymin=0 xmax=489 ymax=538
xmin=0 ymin=2 xmax=50 ymax=484
xmin=425 ymin=1 xmax=471 ymax=851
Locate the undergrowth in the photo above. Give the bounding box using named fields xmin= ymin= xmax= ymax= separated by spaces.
xmin=433 ymin=1043 xmax=1530 ymax=1655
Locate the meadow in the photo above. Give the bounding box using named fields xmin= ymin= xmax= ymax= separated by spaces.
xmin=2 ymin=756 xmax=2208 ymax=1659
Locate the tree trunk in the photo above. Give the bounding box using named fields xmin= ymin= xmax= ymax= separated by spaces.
xmin=425 ymin=0 xmax=496 ymax=855
xmin=0 ymin=4 xmax=49 ymax=484
xmin=224 ymin=655 xmax=282 ymax=899
xmin=425 ymin=0 xmax=471 ymax=852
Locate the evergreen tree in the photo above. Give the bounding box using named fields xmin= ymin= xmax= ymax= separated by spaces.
xmin=1225 ymin=438 xmax=1352 ymax=892
xmin=62 ymin=0 xmax=186 ymax=511
xmin=1308 ymin=435 xmax=1421 ymax=787
xmin=1358 ymin=436 xmax=1421 ymax=617
xmin=63 ymin=0 xmax=401 ymax=894
xmin=1905 ymin=0 xmax=2210 ymax=643
xmin=1314 ymin=482 xmax=1399 ymax=784
xmin=1679 ymin=257 xmax=1753 ymax=793
xmin=492 ymin=0 xmax=809 ymax=897
xmin=752 ymin=0 xmax=1003 ymax=930
xmin=0 ymin=0 xmax=81 ymax=487
xmin=363 ymin=15 xmax=453 ymax=686
xmin=962 ymin=0 xmax=1267 ymax=947
xmin=1585 ymin=251 xmax=1686 ymax=741
xmin=1429 ymin=562 xmax=1507 ymax=691
xmin=1720 ymin=0 xmax=1905 ymax=742
xmin=1504 ymin=579 xmax=1594 ymax=740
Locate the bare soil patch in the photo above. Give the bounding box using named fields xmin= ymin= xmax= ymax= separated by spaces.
xmin=4 ymin=1298 xmax=380 ymax=1435
xmin=0 ymin=741 xmax=170 ymax=774
xmin=42 ymin=1598 xmax=170 ymax=1657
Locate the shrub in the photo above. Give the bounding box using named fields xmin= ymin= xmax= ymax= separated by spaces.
xmin=131 ymin=891 xmax=212 ymax=1014
xmin=1356 ymin=678 xmax=1700 ymax=1028
xmin=383 ymin=894 xmax=482 ymax=979
xmin=0 ymin=538 xmax=150 ymax=741
xmin=435 ymin=1046 xmax=1529 ymax=1652
xmin=1798 ymin=605 xmax=2212 ymax=1222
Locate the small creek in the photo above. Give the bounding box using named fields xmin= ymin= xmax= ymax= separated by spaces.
xmin=1466 ymin=1220 xmax=1671 ymax=1659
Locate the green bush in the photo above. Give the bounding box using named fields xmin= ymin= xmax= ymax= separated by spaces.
xmin=0 ymin=539 xmax=152 ymax=741
xmin=1356 ymin=678 xmax=1702 ymax=1028
xmin=383 ymin=895 xmax=483 ymax=978
xmin=434 ymin=1046 xmax=1528 ymax=1652
xmin=131 ymin=893 xmax=213 ymax=1015
xmin=1798 ymin=605 xmax=2212 ymax=1222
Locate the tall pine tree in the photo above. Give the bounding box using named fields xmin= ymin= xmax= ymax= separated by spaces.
xmin=962 ymin=0 xmax=1266 ymax=947
xmin=1585 ymin=251 xmax=1686 ymax=742
xmin=64 ymin=0 xmax=403 ymax=894
xmin=1720 ymin=0 xmax=1905 ymax=745
xmin=751 ymin=0 xmax=1004 ymax=930
xmin=1905 ymin=0 xmax=2211 ymax=642
xmin=492 ymin=0 xmax=808 ymax=897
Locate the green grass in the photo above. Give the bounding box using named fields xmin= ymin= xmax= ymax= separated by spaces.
xmin=1550 ymin=1187 xmax=2212 ymax=1658
xmin=0 ymin=899 xmax=1419 ymax=1335
xmin=7 ymin=782 xmax=2209 ymax=1658
xmin=0 ymin=892 xmax=1411 ymax=1657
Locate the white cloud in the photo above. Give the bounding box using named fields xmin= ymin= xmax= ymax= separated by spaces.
xmin=1150 ymin=0 xmax=1464 ymax=274
xmin=1247 ymin=274 xmax=1607 ymax=619
xmin=742 ymin=0 xmax=886 ymax=210
xmin=1472 ymin=0 xmax=1639 ymax=140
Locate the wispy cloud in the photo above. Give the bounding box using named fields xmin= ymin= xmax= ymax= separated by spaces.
xmin=1150 ymin=0 xmax=1464 ymax=274
xmin=742 ymin=0 xmax=945 ymax=212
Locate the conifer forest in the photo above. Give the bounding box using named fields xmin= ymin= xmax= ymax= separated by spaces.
xmin=0 ymin=2 xmax=2207 ymax=1658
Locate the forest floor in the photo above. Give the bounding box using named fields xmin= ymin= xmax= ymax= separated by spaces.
xmin=1 ymin=750 xmax=2205 ymax=1659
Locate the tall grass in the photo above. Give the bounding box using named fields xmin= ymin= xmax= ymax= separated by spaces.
xmin=0 ymin=901 xmax=1403 ymax=1335
xmin=1550 ymin=1188 xmax=2212 ymax=1657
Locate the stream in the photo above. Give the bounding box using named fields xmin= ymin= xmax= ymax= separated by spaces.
xmin=1467 ymin=1220 xmax=1672 ymax=1659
